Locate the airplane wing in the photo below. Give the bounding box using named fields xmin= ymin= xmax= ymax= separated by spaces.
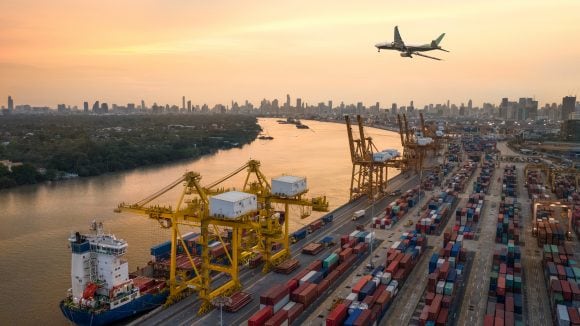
xmin=413 ymin=52 xmax=442 ymax=61
xmin=394 ymin=26 xmax=404 ymax=46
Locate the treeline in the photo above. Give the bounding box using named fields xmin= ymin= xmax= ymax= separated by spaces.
xmin=0 ymin=114 xmax=261 ymax=189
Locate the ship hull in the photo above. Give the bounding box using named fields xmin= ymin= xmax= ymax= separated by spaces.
xmin=59 ymin=291 xmax=168 ymax=326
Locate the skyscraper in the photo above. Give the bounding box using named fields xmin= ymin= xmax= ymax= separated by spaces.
xmin=182 ymin=96 xmax=186 ymax=110
xmin=562 ymin=96 xmax=576 ymax=120
xmin=141 ymin=100 xmax=146 ymax=111
xmin=7 ymin=96 xmax=13 ymax=112
xmin=286 ymin=94 xmax=291 ymax=109
xmin=83 ymin=101 xmax=89 ymax=112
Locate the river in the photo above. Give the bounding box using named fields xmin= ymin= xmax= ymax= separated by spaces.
xmin=0 ymin=118 xmax=402 ymax=325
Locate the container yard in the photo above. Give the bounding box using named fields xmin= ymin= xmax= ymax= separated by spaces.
xmin=73 ymin=121 xmax=579 ymax=326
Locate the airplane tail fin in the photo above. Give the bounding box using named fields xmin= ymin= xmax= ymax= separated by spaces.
xmin=431 ymin=33 xmax=445 ymax=47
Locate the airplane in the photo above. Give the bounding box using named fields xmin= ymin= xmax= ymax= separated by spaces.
xmin=375 ymin=26 xmax=449 ymax=61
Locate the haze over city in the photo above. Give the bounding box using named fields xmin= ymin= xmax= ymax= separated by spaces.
xmin=1 ymin=0 xmax=579 ymax=107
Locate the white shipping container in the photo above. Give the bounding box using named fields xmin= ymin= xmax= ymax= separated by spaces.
xmin=346 ymin=293 xmax=358 ymax=301
xmin=557 ymin=304 xmax=570 ymax=326
xmin=300 ymin=270 xmax=317 ymax=286
xmin=436 ymin=281 xmax=445 ymax=294
xmin=391 ymin=241 xmax=401 ymax=249
xmin=415 ymin=246 xmax=422 ymax=255
xmin=371 ymin=277 xmax=381 ymax=287
xmin=282 ymin=301 xmax=296 ymax=311
xmin=449 ymin=257 xmax=456 ymax=268
xmin=437 ymin=258 xmax=445 ymax=268
xmin=349 ymin=231 xmax=359 ymax=240
xmin=209 ymin=191 xmax=257 ymax=218
xmin=381 ymin=272 xmax=392 ymax=285
xmin=271 ymin=175 xmax=307 ymax=197
xmin=273 ymin=294 xmax=290 ymax=313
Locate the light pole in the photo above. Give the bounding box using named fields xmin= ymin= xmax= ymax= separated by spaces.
xmin=211 ymin=296 xmax=232 ymax=326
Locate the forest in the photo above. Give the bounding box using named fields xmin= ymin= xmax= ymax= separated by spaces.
xmin=0 ymin=114 xmax=261 ymax=189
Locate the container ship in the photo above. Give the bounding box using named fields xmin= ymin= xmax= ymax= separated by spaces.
xmin=59 ymin=221 xmax=168 ymax=326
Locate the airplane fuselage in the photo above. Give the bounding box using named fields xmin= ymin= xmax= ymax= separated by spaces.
xmin=374 ymin=42 xmax=438 ymax=53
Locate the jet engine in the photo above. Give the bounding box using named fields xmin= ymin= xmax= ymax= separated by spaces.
xmin=400 ymin=52 xmax=412 ymax=58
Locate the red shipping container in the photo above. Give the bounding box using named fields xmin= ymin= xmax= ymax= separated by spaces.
xmin=504 ymin=311 xmax=514 ymax=326
xmin=339 ymin=248 xmax=353 ymax=262
xmin=327 ymin=270 xmax=340 ymax=285
xmin=505 ymin=296 xmax=514 ymax=312
xmin=265 ymin=309 xmax=288 ymax=326
xmin=291 ymin=283 xmax=311 ymax=302
xmin=426 ymin=291 xmax=435 ymax=305
xmin=561 ymin=280 xmax=572 ymax=301
xmin=567 ymin=306 xmax=580 ymax=326
xmin=483 ymin=315 xmax=494 ymax=326
xmin=318 ymin=278 xmax=330 ymax=295
xmin=308 ymin=260 xmax=323 ymax=272
xmin=436 ymin=308 xmax=448 ymax=326
xmin=442 ymin=295 xmax=452 ymax=308
xmin=429 ymin=294 xmax=442 ymax=320
xmin=248 ymin=305 xmax=274 ymax=326
xmin=326 ymin=303 xmax=348 ymax=326
xmin=352 ymin=276 xmax=371 ymax=293
xmin=286 ymin=279 xmax=298 ymax=293
xmin=260 ymin=284 xmax=288 ymax=306
xmin=495 ymin=317 xmax=504 ymax=326
xmin=287 ymin=302 xmax=304 ymax=324
xmin=295 ymin=283 xmax=318 ymax=306
xmin=386 ymin=260 xmax=400 ymax=274
xmin=354 ymin=309 xmax=372 ymax=326
xmin=420 ymin=306 xmax=430 ymax=326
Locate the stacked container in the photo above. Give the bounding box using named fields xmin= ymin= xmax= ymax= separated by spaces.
xmin=485 ymin=242 xmax=524 ymax=325
xmin=496 ymin=197 xmax=521 ymax=245
xmin=416 ymin=190 xmax=457 ymax=235
xmin=420 ymin=234 xmax=467 ymax=325
xmin=502 ymin=165 xmax=517 ymax=197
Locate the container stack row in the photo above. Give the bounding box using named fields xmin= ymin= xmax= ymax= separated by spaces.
xmin=542 ymin=243 xmax=580 ymax=326
xmin=416 ymin=190 xmax=457 ymax=235
xmin=455 ymin=193 xmax=485 ymax=231
xmin=419 ymin=233 xmax=467 ymax=325
xmin=373 ymin=187 xmax=423 ymax=229
xmin=290 ymin=215 xmax=334 ymax=244
xmin=533 ymin=209 xmax=566 ymax=248
xmin=484 ymin=241 xmax=525 ymax=326
xmin=326 ymin=231 xmax=428 ymax=326
xmin=473 ymin=156 xmax=495 ymax=194
xmin=526 ymin=169 xmax=549 ymax=201
xmin=553 ymin=175 xmax=577 ymax=199
xmin=249 ymin=229 xmax=370 ymax=326
xmin=495 ymin=197 xmax=521 ymax=245
xmin=502 ymin=165 xmax=517 ymax=197
xmin=446 ymin=162 xmax=477 ymax=192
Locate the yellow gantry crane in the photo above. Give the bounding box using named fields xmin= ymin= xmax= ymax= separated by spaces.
xmin=116 ymin=160 xmax=328 ymax=315
xmin=345 ymin=115 xmax=402 ymax=200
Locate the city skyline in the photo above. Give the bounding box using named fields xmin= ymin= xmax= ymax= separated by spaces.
xmin=1 ymin=1 xmax=579 ymax=107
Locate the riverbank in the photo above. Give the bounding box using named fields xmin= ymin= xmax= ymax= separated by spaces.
xmin=0 ymin=114 xmax=261 ymax=189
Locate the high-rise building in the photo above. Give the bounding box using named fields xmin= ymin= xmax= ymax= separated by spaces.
xmin=296 ymin=98 xmax=302 ymax=110
xmin=182 ymin=96 xmax=186 ymax=110
xmin=141 ymin=100 xmax=146 ymax=111
xmin=7 ymin=96 xmax=13 ymax=112
xmin=286 ymin=94 xmax=291 ymax=109
xmin=187 ymin=100 xmax=192 ymax=112
xmin=468 ymin=99 xmax=472 ymax=110
xmin=92 ymin=101 xmax=100 ymax=113
xmin=328 ymin=100 xmax=333 ymax=110
xmin=391 ymin=103 xmax=397 ymax=114
xmin=562 ymin=96 xmax=576 ymax=120
xmin=83 ymin=101 xmax=89 ymax=112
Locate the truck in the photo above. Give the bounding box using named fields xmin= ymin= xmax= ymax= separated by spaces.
xmin=352 ymin=210 xmax=365 ymax=221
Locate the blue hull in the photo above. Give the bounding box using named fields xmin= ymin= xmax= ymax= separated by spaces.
xmin=60 ymin=291 xmax=168 ymax=326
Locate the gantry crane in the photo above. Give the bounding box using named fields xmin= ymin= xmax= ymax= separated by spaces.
xmin=345 ymin=115 xmax=402 ymax=200
xmin=397 ymin=113 xmax=427 ymax=173
xmin=420 ymin=112 xmax=442 ymax=155
xmin=116 ymin=160 xmax=328 ymax=315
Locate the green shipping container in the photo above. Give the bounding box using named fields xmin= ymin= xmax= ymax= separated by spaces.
xmin=323 ymin=253 xmax=339 ymax=269
xmin=444 ymin=282 xmax=454 ymax=295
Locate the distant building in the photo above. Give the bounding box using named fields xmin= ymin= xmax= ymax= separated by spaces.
xmin=285 ymin=94 xmax=291 ymax=109
xmin=83 ymin=101 xmax=89 ymax=112
xmin=562 ymin=96 xmax=576 ymax=120
xmin=57 ymin=104 xmax=67 ymax=112
xmin=100 ymin=102 xmax=108 ymax=113
xmin=561 ymin=116 xmax=579 ymax=141
xmin=7 ymin=96 xmax=14 ymax=112
xmin=92 ymin=101 xmax=100 ymax=113
xmin=141 ymin=100 xmax=146 ymax=111
xmin=182 ymin=96 xmax=186 ymax=110
xmin=296 ymin=98 xmax=302 ymax=110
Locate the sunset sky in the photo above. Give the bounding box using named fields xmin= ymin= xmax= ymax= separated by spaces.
xmin=1 ymin=0 xmax=579 ymax=108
